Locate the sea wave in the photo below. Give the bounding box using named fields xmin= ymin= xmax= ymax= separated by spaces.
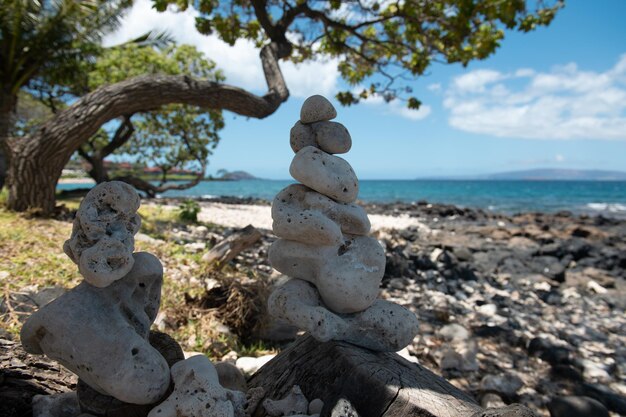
xmin=586 ymin=203 xmax=626 ymax=212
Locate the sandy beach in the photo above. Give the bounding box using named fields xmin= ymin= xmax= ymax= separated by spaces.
xmin=155 ymin=201 xmax=432 ymax=232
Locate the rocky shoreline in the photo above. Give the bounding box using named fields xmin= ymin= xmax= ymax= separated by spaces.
xmin=3 ymin=197 xmax=625 ymax=416
xmin=190 ymin=198 xmax=626 ymax=416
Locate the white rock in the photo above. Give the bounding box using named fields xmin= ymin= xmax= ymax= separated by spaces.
xmin=21 ymin=252 xmax=170 ymax=404
xmin=300 ymin=95 xmax=336 ymax=124
xmin=235 ymin=354 xmax=276 ymax=375
xmin=429 ymin=248 xmax=443 ymax=263
xmin=269 ymin=236 xmax=384 ymax=314
xmin=263 ymin=385 xmax=309 ymax=417
xmin=63 ymin=181 xmax=141 ymax=287
xmin=148 ymin=355 xmax=246 ymax=417
xmin=268 ymin=279 xmax=419 ymax=352
xmin=289 ymin=146 xmax=358 ymax=204
xmin=184 ymin=242 xmax=206 ymax=253
xmin=32 ymin=392 xmax=80 ymax=417
xmin=272 ymin=184 xmax=370 ymax=246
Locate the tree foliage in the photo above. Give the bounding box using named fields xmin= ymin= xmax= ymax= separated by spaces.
xmin=154 ymin=0 xmax=563 ymax=108
xmin=78 ymin=43 xmax=225 ymax=196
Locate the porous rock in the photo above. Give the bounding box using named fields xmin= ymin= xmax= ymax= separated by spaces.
xmin=147 ymin=355 xmax=246 ymax=417
xmin=21 ymin=252 xmax=169 ymax=404
xmin=312 ymin=121 xmax=351 ymax=154
xmin=272 ymin=184 xmax=370 ymax=246
xmin=290 ymin=122 xmax=316 ymax=153
xmin=263 ymin=385 xmax=309 ymax=417
xmin=268 ymin=279 xmax=419 ymax=352
xmin=290 ymin=121 xmax=351 ymax=155
xmin=289 ymin=146 xmax=359 ymax=204
xmin=300 ymin=95 xmax=336 ymax=124
xmin=269 ymin=236 xmax=384 ymax=314
xmin=63 ymin=181 xmax=141 ymax=287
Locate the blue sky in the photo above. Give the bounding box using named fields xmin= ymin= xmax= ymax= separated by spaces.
xmin=105 ymin=1 xmax=626 ymax=179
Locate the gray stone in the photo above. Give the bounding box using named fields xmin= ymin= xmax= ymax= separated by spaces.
xmin=548 ymin=396 xmax=609 ymax=417
xmin=290 ymin=122 xmax=316 ymax=153
xmin=272 ymin=184 xmax=370 ymax=246
xmin=290 ymin=121 xmax=352 ymax=155
xmin=309 ymin=398 xmax=324 ymax=415
xmin=216 ymin=361 xmax=248 ymax=392
xmin=21 ymin=252 xmax=169 ymax=404
xmin=63 ymin=181 xmax=141 ymax=287
xmin=147 ymin=355 xmax=246 ymax=417
xmin=268 ymin=279 xmax=418 ymax=352
xmin=438 ymin=323 xmax=470 ymax=342
xmin=312 ymin=121 xmax=351 ymax=154
xmin=32 ymin=392 xmax=80 ymax=417
xmin=263 ymin=385 xmax=309 ymax=417
xmin=480 ymin=372 xmax=524 ymax=396
xmin=269 ymin=236 xmax=384 ymax=314
xmin=289 ymin=146 xmax=359 ymax=204
xmin=300 ymin=95 xmax=336 ymax=124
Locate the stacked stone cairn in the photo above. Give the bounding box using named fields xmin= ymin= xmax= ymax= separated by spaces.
xmin=268 ymin=95 xmax=419 ymax=352
xmin=20 ymin=182 xmax=246 ymax=417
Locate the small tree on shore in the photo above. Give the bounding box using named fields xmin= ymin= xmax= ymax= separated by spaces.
xmin=1 ymin=0 xmax=563 ymax=215
xmin=77 ymin=44 xmax=224 ymax=197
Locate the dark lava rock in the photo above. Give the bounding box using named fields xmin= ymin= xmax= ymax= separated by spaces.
xmin=575 ymin=383 xmax=626 ymax=414
xmin=527 ymin=338 xmax=571 ymax=366
xmin=547 ymin=396 xmax=608 ymax=417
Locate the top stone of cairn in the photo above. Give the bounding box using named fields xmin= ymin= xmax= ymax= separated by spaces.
xmin=300 ymin=95 xmax=337 ymax=124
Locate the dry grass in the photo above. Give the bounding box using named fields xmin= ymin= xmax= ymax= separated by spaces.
xmin=0 ymin=202 xmax=275 ymax=358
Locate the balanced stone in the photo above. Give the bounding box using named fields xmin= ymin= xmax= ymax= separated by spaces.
xmin=313 ymin=121 xmax=351 ymax=154
xmin=64 ymin=181 xmax=141 ymax=287
xmin=269 ymin=236 xmax=384 ymax=314
xmin=148 ymin=355 xmax=246 ymax=417
xmin=289 ymin=146 xmax=358 ymax=203
xmin=290 ymin=121 xmax=351 ymax=154
xmin=290 ymin=122 xmax=316 ymax=153
xmin=268 ymin=279 xmax=419 ymax=352
xmin=272 ymin=184 xmax=370 ymax=246
xmin=21 ymin=252 xmax=170 ymax=404
xmin=300 ymin=95 xmax=336 ymax=124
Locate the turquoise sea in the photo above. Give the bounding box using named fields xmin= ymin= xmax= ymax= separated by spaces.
xmin=58 ymin=179 xmax=626 ymax=217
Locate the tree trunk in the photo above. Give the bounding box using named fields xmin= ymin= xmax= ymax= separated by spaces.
xmin=6 ymin=42 xmax=290 ymax=215
xmin=0 ymin=338 xmax=77 ymax=417
xmin=0 ymin=89 xmax=17 ymax=189
xmin=5 ymin=135 xmax=65 ymax=214
xmin=248 ymin=336 xmax=537 ymax=417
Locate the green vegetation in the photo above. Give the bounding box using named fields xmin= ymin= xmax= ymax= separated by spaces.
xmin=178 ymin=200 xmax=202 ymax=223
xmin=0 ymin=202 xmax=274 ymax=358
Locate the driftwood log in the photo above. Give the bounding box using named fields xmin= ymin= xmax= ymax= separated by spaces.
xmin=202 ymin=224 xmax=262 ymax=269
xmin=0 ymin=338 xmax=76 ymax=417
xmin=248 ymin=336 xmax=537 ymax=417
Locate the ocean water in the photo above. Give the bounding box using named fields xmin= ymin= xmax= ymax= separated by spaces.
xmin=57 ymin=179 xmax=626 ymax=217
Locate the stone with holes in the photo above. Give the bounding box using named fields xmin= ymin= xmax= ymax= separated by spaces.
xmin=289 ymin=146 xmax=359 ymax=204
xmin=20 ymin=252 xmax=169 ymax=404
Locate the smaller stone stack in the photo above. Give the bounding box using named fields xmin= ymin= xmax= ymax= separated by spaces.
xmin=268 ymin=95 xmax=419 ymax=352
xmin=20 ymin=182 xmax=246 ymax=417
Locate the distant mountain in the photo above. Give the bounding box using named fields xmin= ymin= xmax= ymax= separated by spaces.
xmin=480 ymin=169 xmax=626 ymax=181
xmin=216 ymin=170 xmax=257 ymax=180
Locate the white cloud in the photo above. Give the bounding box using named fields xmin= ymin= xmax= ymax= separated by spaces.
xmin=427 ymin=83 xmax=442 ymax=92
xmin=359 ymin=93 xmax=432 ymax=120
xmin=444 ymin=54 xmax=626 ymax=140
xmin=103 ymin=0 xmax=339 ymax=97
xmin=555 ymin=154 xmax=565 ymax=162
